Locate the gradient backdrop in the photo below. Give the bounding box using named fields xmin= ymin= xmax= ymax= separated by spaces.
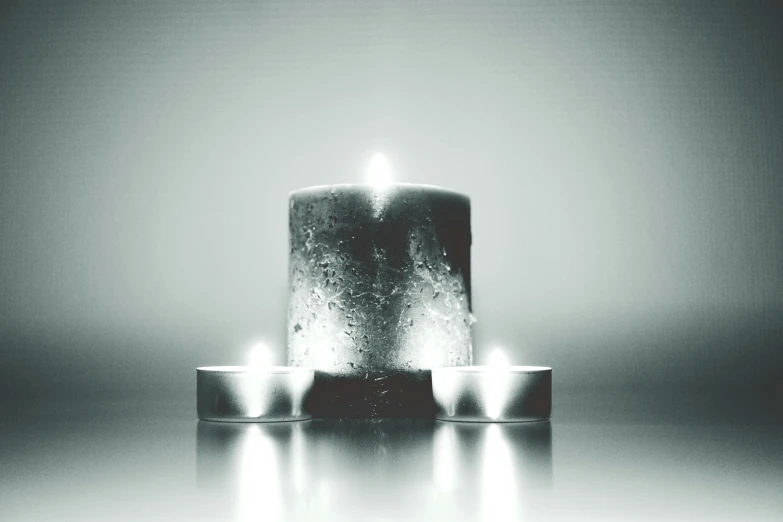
xmin=1 ymin=0 xmax=781 ymax=409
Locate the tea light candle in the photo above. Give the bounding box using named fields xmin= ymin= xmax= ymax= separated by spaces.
xmin=432 ymin=349 xmax=551 ymax=422
xmin=197 ymin=343 xmax=314 ymax=422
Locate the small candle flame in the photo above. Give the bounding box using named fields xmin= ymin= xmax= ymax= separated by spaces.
xmin=366 ymin=152 xmax=393 ymax=190
xmin=247 ymin=340 xmax=274 ymax=369
xmin=487 ymin=347 xmax=510 ymax=367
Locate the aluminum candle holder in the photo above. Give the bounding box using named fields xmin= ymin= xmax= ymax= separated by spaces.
xmin=288 ymin=182 xmax=473 ymax=417
xmin=432 ymin=366 xmax=552 ymax=422
xmin=197 ymin=367 xmax=314 ymax=422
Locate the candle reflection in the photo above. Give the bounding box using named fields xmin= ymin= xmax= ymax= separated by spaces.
xmin=432 ymin=421 xmax=553 ymax=521
xmin=197 ymin=419 xmax=552 ymax=521
xmin=481 ymin=424 xmax=519 ymax=521
xmin=196 ymin=421 xmax=305 ymax=521
xmin=305 ymin=419 xmax=436 ymax=518
xmin=432 ymin=423 xmax=459 ymax=492
xmin=238 ymin=427 xmax=281 ymax=522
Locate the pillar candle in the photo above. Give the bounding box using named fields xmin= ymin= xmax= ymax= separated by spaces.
xmin=288 ymin=182 xmax=473 ymax=416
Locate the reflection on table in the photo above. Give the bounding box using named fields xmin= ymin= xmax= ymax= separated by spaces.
xmin=197 ymin=419 xmax=552 ymax=521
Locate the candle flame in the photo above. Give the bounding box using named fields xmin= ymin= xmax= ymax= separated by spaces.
xmin=487 ymin=347 xmax=510 ymax=367
xmin=366 ymin=152 xmax=393 ymax=190
xmin=247 ymin=340 xmax=274 ymax=369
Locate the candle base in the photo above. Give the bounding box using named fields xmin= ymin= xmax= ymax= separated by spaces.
xmin=306 ymin=370 xmax=436 ymax=418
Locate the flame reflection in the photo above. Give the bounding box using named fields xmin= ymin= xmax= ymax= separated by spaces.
xmin=238 ymin=426 xmax=282 ymax=522
xmin=196 ymin=421 xmax=305 ymax=521
xmin=480 ymin=424 xmax=519 ymax=521
xmin=432 ymin=421 xmax=553 ymax=521
xmin=197 ymin=418 xmax=551 ymax=522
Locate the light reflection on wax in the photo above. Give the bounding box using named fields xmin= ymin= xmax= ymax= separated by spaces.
xmin=483 ymin=348 xmax=513 ymax=420
xmin=368 ymin=152 xmax=393 ymax=218
xmin=242 ymin=341 xmax=274 ymax=417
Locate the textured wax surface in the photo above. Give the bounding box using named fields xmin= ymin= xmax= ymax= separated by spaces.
xmin=288 ymin=184 xmax=472 ymax=375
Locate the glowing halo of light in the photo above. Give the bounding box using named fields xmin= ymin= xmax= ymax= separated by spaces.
xmin=247 ymin=340 xmax=274 ymax=370
xmin=366 ymin=152 xmax=393 ymax=190
xmin=486 ymin=347 xmax=510 ymax=367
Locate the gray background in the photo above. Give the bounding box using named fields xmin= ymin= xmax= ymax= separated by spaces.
xmin=1 ymin=0 xmax=781 ymax=408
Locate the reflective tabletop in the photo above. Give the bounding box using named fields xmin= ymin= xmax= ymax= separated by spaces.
xmin=1 ymin=396 xmax=781 ymax=521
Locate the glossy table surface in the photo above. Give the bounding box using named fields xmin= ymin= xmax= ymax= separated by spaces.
xmin=1 ymin=396 xmax=781 ymax=521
